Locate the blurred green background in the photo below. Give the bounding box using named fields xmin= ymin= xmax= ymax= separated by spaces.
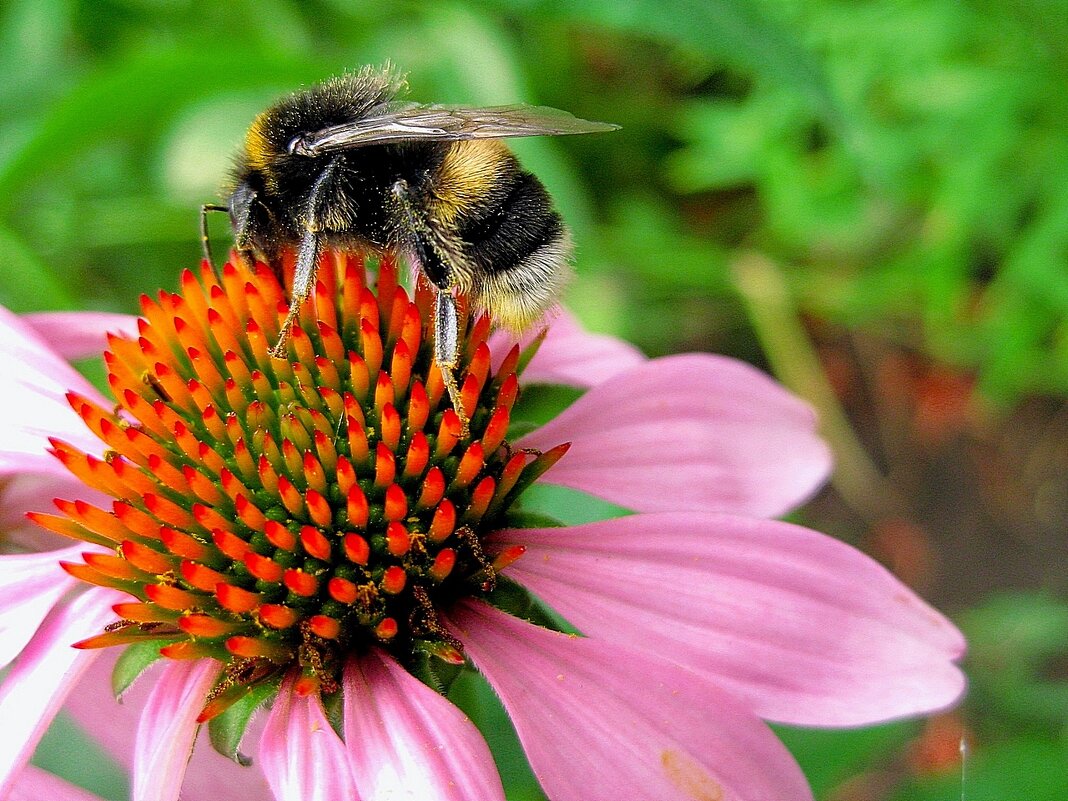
xmin=7 ymin=0 xmax=1067 ymax=799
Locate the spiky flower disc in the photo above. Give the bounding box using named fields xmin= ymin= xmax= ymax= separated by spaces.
xmin=32 ymin=252 xmax=565 ymax=714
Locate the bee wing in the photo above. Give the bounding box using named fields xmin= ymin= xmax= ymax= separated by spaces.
xmin=289 ymin=103 xmax=619 ymax=155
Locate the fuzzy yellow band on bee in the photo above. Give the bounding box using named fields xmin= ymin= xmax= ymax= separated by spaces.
xmin=432 ymin=140 xmax=512 ymax=226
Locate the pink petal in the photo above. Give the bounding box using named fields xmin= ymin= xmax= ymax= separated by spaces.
xmin=8 ymin=765 xmax=107 ymax=801
xmin=488 ymin=307 xmax=644 ymax=388
xmin=452 ymin=600 xmax=812 ymax=801
xmin=0 ymin=305 xmax=107 ymax=476
xmin=64 ymin=653 xmax=273 ymax=801
xmin=23 ymin=311 xmax=138 ymax=362
xmin=0 ymin=587 xmax=117 ymax=798
xmin=132 ymin=659 xmax=221 ymax=801
xmin=519 ymin=353 xmax=832 ymax=517
xmin=259 ymin=674 xmax=357 ymax=801
xmin=0 ymin=545 xmax=83 ymax=668
xmin=343 ymin=650 xmax=504 ymax=801
xmin=498 ymin=513 xmax=966 ymax=727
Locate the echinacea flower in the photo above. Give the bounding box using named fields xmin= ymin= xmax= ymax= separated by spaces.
xmin=0 ymin=251 xmax=965 ymax=801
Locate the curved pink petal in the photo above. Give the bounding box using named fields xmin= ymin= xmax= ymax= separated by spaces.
xmin=259 ymin=673 xmax=357 ymax=801
xmin=132 ymin=659 xmax=221 ymax=801
xmin=0 ymin=306 xmax=107 ymax=476
xmin=343 ymin=650 xmax=504 ymax=801
xmin=498 ymin=513 xmax=966 ymax=727
xmin=0 ymin=544 xmax=83 ymax=668
xmin=64 ymin=652 xmax=272 ymax=801
xmin=489 ymin=307 xmax=644 ymax=388
xmin=23 ymin=311 xmax=138 ymax=362
xmin=8 ymin=765 xmax=107 ymax=801
xmin=519 ymin=353 xmax=832 ymax=517
xmin=452 ymin=600 xmax=812 ymax=801
xmin=0 ymin=587 xmax=117 ymax=798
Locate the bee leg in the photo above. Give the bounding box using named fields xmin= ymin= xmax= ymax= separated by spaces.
xmin=434 ymin=289 xmax=470 ymax=438
xmin=269 ymin=226 xmax=319 ymax=359
xmin=390 ymin=178 xmax=472 ymax=436
xmin=200 ymin=204 xmax=229 ymax=278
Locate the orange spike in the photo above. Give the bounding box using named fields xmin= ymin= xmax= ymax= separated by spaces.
xmin=343 ymin=533 xmax=370 ymax=565
xmin=374 ymin=370 xmax=393 ymax=413
xmin=113 ymin=501 xmax=163 ymax=540
xmin=277 ymin=477 xmax=305 ymax=517
xmin=83 ymin=552 xmax=147 ymax=581
xmin=318 ymin=321 xmax=345 ymax=363
xmin=225 ymin=636 xmax=292 ymax=662
xmin=406 ymin=381 xmax=430 ymax=432
xmin=299 ymin=526 xmax=332 ymax=560
xmin=264 ymin=520 xmax=297 ymax=551
xmin=109 ymin=457 xmax=158 ymax=498
xmin=496 ymin=369 xmax=520 ymax=413
xmin=258 ymin=455 xmax=280 ymax=494
xmin=328 ymin=577 xmax=358 ymax=604
xmin=335 ymin=455 xmax=356 ymax=496
xmin=360 ymin=319 xmax=383 ymax=378
xmin=465 ymin=476 xmax=495 ymax=522
xmin=380 ymin=568 xmax=403 ymax=598
xmin=496 ymin=343 xmax=521 ymax=381
xmin=213 ymin=529 xmax=252 ymax=561
xmin=374 ymin=617 xmax=398 ymax=641
xmin=192 ymin=503 xmax=235 ymax=535
xmin=283 ymin=569 xmax=319 ymax=597
xmin=180 ymin=560 xmax=228 ymax=592
xmin=244 ymin=552 xmax=283 ymax=583
xmin=259 ymin=604 xmax=301 ymax=630
xmin=402 ymin=432 xmax=429 ymax=478
xmin=51 ymin=501 xmax=127 ymax=546
xmin=379 ymin=403 xmax=401 ymax=452
xmin=180 ymin=614 xmax=241 ymax=638
xmin=492 ymin=544 xmax=527 ymax=572
xmin=348 ymin=351 xmax=370 ymax=402
xmin=383 ymin=484 xmax=407 ymax=522
xmin=302 ymin=452 xmax=328 ymax=496
xmin=429 ymin=548 xmax=457 ymax=582
xmin=399 ymin=302 xmax=422 ymax=357
xmin=453 ymin=442 xmax=484 ymax=489
xmin=113 ymin=602 xmax=181 ymax=624
xmin=308 ymin=615 xmax=341 ymax=639
xmin=417 ymin=467 xmax=446 ymax=509
xmin=306 ymin=489 xmax=333 ymax=527
xmin=346 ymin=485 xmax=369 ymax=529
xmin=494 ymin=451 xmax=528 ymax=501
xmin=161 ymin=527 xmax=211 ymax=560
xmin=182 ymin=465 xmax=223 ymax=505
xmin=385 ymin=522 xmax=410 ymax=556
xmin=144 ymin=493 xmax=197 ymax=531
xmin=347 ymin=416 xmax=369 ymax=464
xmin=374 ymin=443 xmax=396 ymax=488
xmin=319 ymin=386 xmax=344 ymax=420
xmin=482 ymin=406 xmax=510 ymax=455
xmin=121 ymin=540 xmax=174 ymax=574
xmin=390 ymin=339 xmax=412 ymax=401
xmin=313 ymin=430 xmax=338 ymax=474
xmin=435 ymin=410 xmax=461 ymax=458
xmin=145 ymin=583 xmax=201 ymax=611
xmin=428 ymin=500 xmax=457 ymax=544
xmin=27 ymin=512 xmax=113 ymax=547
xmin=216 ymin=582 xmax=261 ymax=613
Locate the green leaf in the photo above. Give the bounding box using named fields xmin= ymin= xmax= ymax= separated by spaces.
xmin=0 ymin=224 xmax=75 ymax=311
xmin=208 ymin=679 xmax=279 ymax=766
xmin=111 ymin=641 xmax=166 ymax=698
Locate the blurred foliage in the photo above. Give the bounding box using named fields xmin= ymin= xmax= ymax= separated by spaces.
xmin=4 ymin=1 xmax=1065 ymax=799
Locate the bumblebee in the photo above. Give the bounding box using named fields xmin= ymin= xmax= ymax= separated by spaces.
xmin=202 ymin=66 xmax=617 ymax=429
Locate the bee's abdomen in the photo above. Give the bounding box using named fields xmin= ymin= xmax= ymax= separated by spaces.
xmin=454 ymin=162 xmax=572 ymax=330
